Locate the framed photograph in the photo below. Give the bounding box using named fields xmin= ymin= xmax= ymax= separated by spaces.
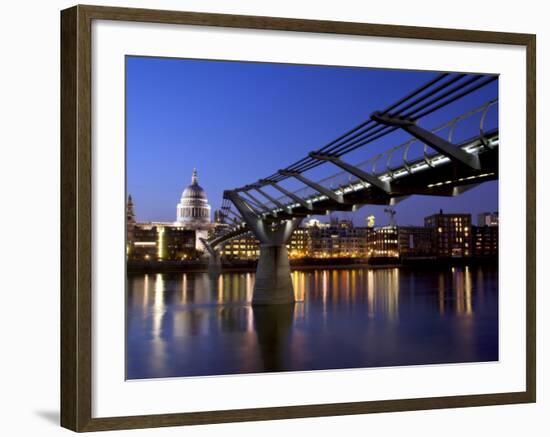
xmin=60 ymin=4 xmax=536 ymax=432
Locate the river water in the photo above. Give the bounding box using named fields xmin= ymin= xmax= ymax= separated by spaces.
xmin=126 ymin=265 xmax=498 ymax=379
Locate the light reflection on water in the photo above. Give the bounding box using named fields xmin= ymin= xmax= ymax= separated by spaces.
xmin=126 ymin=265 xmax=498 ymax=379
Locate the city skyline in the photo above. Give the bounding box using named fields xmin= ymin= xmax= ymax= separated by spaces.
xmin=126 ymin=56 xmax=498 ymax=226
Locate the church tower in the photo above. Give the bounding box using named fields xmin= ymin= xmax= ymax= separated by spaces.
xmin=126 ymin=194 xmax=136 ymax=254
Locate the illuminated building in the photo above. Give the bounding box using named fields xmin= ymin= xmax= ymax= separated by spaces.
xmin=128 ymin=224 xmax=196 ymax=261
xmin=288 ymin=227 xmax=310 ymax=258
xmin=473 ymin=225 xmax=498 ymax=256
xmin=130 ymin=225 xmax=157 ymax=260
xmin=477 ymin=211 xmax=499 ymax=227
xmin=397 ymin=226 xmax=435 ymax=258
xmin=176 ymin=168 xmax=212 ymax=228
xmin=308 ymin=218 xmax=369 ymax=258
xmin=308 ymin=221 xmax=335 ymax=257
xmin=304 ymin=218 xmax=329 ymax=229
xmin=162 ymin=226 xmax=197 ymax=259
xmin=221 ymin=234 xmax=259 ymax=260
xmin=424 ymin=211 xmax=472 ymax=257
xmin=367 ymin=226 xmax=435 ymax=259
xmin=339 ymin=226 xmax=369 ymax=257
xmin=219 ymin=218 xmax=370 ymax=260
xmin=367 ymin=226 xmax=399 ymax=258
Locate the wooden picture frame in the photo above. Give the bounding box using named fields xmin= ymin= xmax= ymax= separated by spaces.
xmin=61 ymin=4 xmax=536 ymax=432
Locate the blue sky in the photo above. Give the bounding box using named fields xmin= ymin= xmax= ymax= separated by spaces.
xmin=126 ymin=56 xmax=498 ymax=226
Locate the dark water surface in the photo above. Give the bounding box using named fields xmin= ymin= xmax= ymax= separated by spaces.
xmin=126 ymin=265 xmax=498 ymax=379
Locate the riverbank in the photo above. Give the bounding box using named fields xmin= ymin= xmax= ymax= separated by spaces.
xmin=127 ymin=256 xmax=497 ymax=274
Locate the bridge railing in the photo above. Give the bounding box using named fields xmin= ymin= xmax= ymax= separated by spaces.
xmin=267 ymin=99 xmax=498 ymax=206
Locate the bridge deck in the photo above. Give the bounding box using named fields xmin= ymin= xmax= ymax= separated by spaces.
xmin=210 ymin=129 xmax=498 ymax=247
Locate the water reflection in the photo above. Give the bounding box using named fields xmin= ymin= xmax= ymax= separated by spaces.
xmin=126 ymin=265 xmax=498 ymax=379
xmin=253 ymin=304 xmax=295 ymax=372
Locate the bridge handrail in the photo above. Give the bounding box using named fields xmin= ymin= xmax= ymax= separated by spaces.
xmin=270 ymin=99 xmax=498 ymax=205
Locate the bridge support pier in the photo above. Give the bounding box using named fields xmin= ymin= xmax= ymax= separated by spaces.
xmin=247 ymin=217 xmax=302 ymax=305
xmin=224 ymin=191 xmax=304 ymax=305
xmin=200 ymin=237 xmax=222 ymax=277
xmin=208 ymin=251 xmax=222 ymax=277
xmin=253 ymin=243 xmax=295 ymax=305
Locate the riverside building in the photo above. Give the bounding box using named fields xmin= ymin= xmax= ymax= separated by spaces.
xmin=127 ymin=169 xmax=216 ymax=260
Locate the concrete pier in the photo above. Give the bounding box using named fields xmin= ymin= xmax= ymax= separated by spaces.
xmin=207 ymin=251 xmax=222 ymax=277
xmin=200 ymin=237 xmax=222 ymax=278
xmin=221 ymin=191 xmax=303 ymax=305
xmin=253 ymin=244 xmax=295 ymax=305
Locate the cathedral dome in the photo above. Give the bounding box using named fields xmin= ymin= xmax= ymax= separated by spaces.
xmin=176 ymin=169 xmax=211 ymax=228
xmin=182 ymin=179 xmax=207 ymax=200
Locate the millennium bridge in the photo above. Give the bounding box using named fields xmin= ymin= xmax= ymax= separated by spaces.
xmin=201 ymin=72 xmax=499 ymax=305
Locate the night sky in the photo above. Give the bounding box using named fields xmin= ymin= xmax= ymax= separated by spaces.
xmin=126 ymin=56 xmax=498 ymax=227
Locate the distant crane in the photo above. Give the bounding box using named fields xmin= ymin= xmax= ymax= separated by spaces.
xmin=384 ymin=208 xmax=397 ymax=227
